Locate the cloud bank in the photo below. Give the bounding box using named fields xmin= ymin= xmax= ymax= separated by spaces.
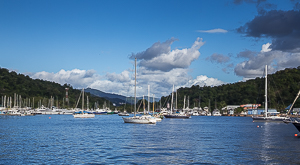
xmin=131 ymin=37 xmax=205 ymax=72
xmin=237 ymin=10 xmax=300 ymax=52
xmin=234 ymin=46 xmax=300 ymax=78
xmin=30 ymin=38 xmax=224 ymax=98
xmin=30 ymin=69 xmax=101 ymax=88
xmin=234 ymin=5 xmax=300 ymax=79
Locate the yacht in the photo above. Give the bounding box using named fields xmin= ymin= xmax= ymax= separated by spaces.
xmin=122 ymin=58 xmax=156 ymax=124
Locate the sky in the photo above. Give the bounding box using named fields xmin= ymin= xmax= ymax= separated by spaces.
xmin=1 ymin=0 xmax=300 ymax=98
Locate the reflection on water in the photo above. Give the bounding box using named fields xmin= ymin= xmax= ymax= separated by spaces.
xmin=0 ymin=115 xmax=300 ymax=164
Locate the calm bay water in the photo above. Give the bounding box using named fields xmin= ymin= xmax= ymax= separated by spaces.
xmin=0 ymin=115 xmax=299 ymax=164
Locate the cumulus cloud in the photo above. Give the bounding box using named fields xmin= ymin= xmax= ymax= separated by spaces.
xmin=237 ymin=10 xmax=300 ymax=52
xmin=130 ymin=38 xmax=178 ymax=60
xmin=234 ymin=49 xmax=300 ymax=78
xmin=261 ymin=43 xmax=272 ymax=52
xmin=206 ymin=53 xmax=230 ymax=64
xmin=106 ymin=70 xmax=131 ymax=83
xmin=184 ymin=75 xmax=224 ymax=87
xmin=29 ymin=66 xmax=224 ymax=98
xmin=28 ymin=38 xmax=225 ymax=98
xmin=197 ymin=28 xmax=228 ymax=33
xmin=30 ymin=69 xmax=100 ymax=88
xmin=88 ymin=66 xmax=224 ymax=97
xmin=133 ymin=37 xmax=205 ymax=72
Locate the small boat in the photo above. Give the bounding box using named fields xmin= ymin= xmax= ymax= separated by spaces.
xmin=93 ymin=108 xmax=107 ymax=115
xmin=123 ymin=115 xmax=156 ymax=124
xmin=118 ymin=111 xmax=129 ymax=116
xmin=252 ymin=65 xmax=287 ymax=122
xmin=73 ymin=89 xmax=95 ymax=118
xmin=213 ymin=109 xmax=222 ymax=116
xmin=74 ymin=113 xmax=95 ymax=118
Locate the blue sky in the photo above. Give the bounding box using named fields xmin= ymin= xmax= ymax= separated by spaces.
xmin=1 ymin=0 xmax=300 ymax=97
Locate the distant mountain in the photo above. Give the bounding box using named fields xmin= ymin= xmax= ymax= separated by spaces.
xmin=85 ymin=88 xmax=160 ymax=106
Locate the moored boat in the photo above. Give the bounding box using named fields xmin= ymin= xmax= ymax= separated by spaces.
xmin=284 ymin=90 xmax=300 ymax=135
xmin=73 ymin=88 xmax=95 ymax=118
xmin=164 ymin=113 xmax=191 ymax=119
xmin=122 ymin=58 xmax=156 ymax=124
xmin=252 ymin=65 xmax=287 ymax=122
xmin=164 ymin=85 xmax=191 ymax=119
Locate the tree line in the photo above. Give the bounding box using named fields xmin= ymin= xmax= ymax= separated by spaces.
xmin=0 ymin=68 xmax=110 ymax=109
xmin=160 ymin=66 xmax=300 ymax=112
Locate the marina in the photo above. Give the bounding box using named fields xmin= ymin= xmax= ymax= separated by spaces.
xmin=1 ymin=115 xmax=300 ymax=164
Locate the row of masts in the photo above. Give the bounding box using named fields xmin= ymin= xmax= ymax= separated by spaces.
xmin=1 ymin=94 xmax=66 ymax=109
xmin=169 ymin=88 xmax=202 ymax=110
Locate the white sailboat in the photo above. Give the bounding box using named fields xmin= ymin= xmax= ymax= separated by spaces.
xmin=118 ymin=97 xmax=129 ymax=116
xmin=252 ymin=65 xmax=287 ymax=121
xmin=73 ymin=88 xmax=95 ymax=118
xmin=164 ymin=85 xmax=191 ymax=119
xmin=122 ymin=58 xmax=156 ymax=124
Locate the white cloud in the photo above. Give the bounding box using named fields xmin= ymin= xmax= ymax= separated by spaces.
xmin=261 ymin=43 xmax=272 ymax=52
xmin=234 ymin=48 xmax=300 ymax=78
xmin=139 ymin=37 xmax=205 ymax=71
xmin=197 ymin=28 xmax=228 ymax=33
xmin=28 ymin=38 xmax=227 ymax=98
xmin=31 ymin=69 xmax=100 ymax=88
xmin=184 ymin=75 xmax=224 ymax=87
xmin=29 ymin=66 xmax=225 ymax=98
xmin=130 ymin=38 xmax=178 ymax=60
xmin=106 ymin=70 xmax=131 ymax=83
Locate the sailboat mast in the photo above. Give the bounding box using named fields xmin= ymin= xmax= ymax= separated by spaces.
xmin=176 ymin=90 xmax=177 ymax=110
xmin=184 ymin=95 xmax=186 ymax=109
xmin=265 ymin=65 xmax=268 ymax=118
xmin=171 ymin=85 xmax=174 ymax=114
xmin=87 ymin=96 xmax=89 ymax=110
xmin=148 ymin=85 xmax=150 ymax=114
xmin=143 ymin=95 xmax=145 ymax=114
xmin=153 ymin=94 xmax=155 ymax=115
xmin=287 ymin=90 xmax=300 ymax=115
xmin=134 ymin=58 xmax=137 ymax=117
xmin=82 ymin=88 xmax=84 ymax=111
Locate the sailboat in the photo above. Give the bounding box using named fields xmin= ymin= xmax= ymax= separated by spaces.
xmin=118 ymin=97 xmax=129 ymax=116
xmin=283 ymin=90 xmax=300 ymax=135
xmin=252 ymin=65 xmax=287 ymax=121
xmin=73 ymin=88 xmax=95 ymax=118
xmin=122 ymin=58 xmax=156 ymax=124
xmin=164 ymin=85 xmax=191 ymax=119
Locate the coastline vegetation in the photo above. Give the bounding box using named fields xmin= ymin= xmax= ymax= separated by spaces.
xmin=1 ymin=66 xmax=300 ymax=113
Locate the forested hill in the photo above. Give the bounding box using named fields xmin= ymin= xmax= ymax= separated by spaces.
xmin=0 ymin=68 xmax=109 ymax=109
xmin=160 ymin=66 xmax=300 ymax=112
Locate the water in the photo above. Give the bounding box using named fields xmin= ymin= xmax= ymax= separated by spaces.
xmin=0 ymin=115 xmax=299 ymax=164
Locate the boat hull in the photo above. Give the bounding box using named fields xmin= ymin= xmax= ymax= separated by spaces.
xmin=164 ymin=114 xmax=191 ymax=119
xmin=293 ymin=123 xmax=300 ymax=132
xmin=122 ymin=116 xmax=156 ymax=124
xmin=93 ymin=112 xmax=107 ymax=115
xmin=118 ymin=113 xmax=129 ymax=116
xmin=252 ymin=116 xmax=287 ymax=121
xmin=73 ymin=114 xmax=95 ymax=118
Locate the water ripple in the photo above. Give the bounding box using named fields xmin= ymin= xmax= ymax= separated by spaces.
xmin=1 ymin=115 xmax=300 ymax=164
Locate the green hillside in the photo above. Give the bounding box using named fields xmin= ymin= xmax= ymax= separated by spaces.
xmin=1 ymin=66 xmax=300 ymax=112
xmin=160 ymin=66 xmax=300 ymax=112
xmin=0 ymin=68 xmax=110 ymax=109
